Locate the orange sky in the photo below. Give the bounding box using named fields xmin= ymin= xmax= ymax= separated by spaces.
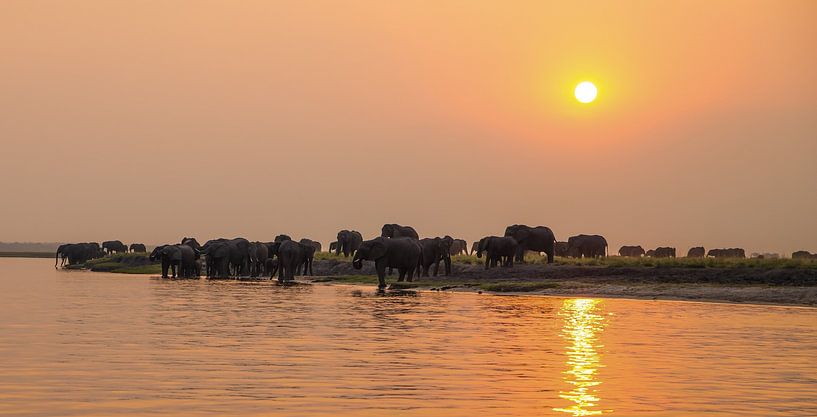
xmin=1 ymin=1 xmax=815 ymax=254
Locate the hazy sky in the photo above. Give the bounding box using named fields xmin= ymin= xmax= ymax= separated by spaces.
xmin=1 ymin=1 xmax=815 ymax=254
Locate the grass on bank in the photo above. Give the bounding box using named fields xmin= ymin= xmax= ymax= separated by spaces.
xmin=84 ymin=253 xmax=161 ymax=274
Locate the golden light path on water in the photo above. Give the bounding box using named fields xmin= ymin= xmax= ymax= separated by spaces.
xmin=554 ymin=298 xmax=609 ymax=416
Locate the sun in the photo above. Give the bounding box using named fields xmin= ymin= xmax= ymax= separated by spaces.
xmin=574 ymin=81 xmax=598 ymax=104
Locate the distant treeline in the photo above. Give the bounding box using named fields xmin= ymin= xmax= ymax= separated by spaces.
xmin=0 ymin=242 xmax=64 ymax=252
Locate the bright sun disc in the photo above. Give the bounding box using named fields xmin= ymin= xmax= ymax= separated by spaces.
xmin=574 ymin=81 xmax=597 ymax=103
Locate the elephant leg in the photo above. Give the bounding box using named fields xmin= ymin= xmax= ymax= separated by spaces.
xmin=507 ymin=255 xmax=514 ymax=268
xmin=433 ymin=259 xmax=440 ymax=277
xmin=397 ymin=269 xmax=406 ymax=282
xmin=406 ymin=268 xmax=414 ymax=282
xmin=484 ymin=256 xmax=490 ymax=270
xmin=161 ymin=260 xmax=169 ymax=278
xmin=444 ymin=256 xmax=451 ymax=276
xmin=375 ymin=261 xmax=387 ymax=290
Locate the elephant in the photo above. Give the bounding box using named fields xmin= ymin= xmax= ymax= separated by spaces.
xmin=55 ymin=242 xmax=104 ymax=268
xmin=129 ymin=243 xmax=147 ymax=253
xmin=181 ymin=237 xmax=202 ymax=251
xmin=149 ymin=244 xmax=197 ymax=278
xmin=471 ymin=241 xmax=480 ymax=256
xmin=352 ymin=237 xmax=422 ymax=290
xmin=381 ymin=224 xmax=419 ymax=239
xmin=504 ymin=225 xmax=555 ymax=263
xmin=248 ymin=242 xmax=270 ymax=277
xmin=707 ymin=248 xmax=746 ymax=258
xmin=448 ymin=238 xmax=468 ymax=256
xmin=555 ymin=241 xmax=569 ymax=257
xmin=299 ymin=238 xmax=322 ymax=253
xmin=653 ymin=247 xmax=676 ymax=258
xmin=276 ymin=240 xmax=304 ymax=282
xmin=274 ymin=234 xmax=292 ymax=243
xmin=200 ymin=238 xmax=250 ymax=278
xmin=102 ymin=240 xmax=128 ymax=255
xmin=329 ymin=241 xmax=338 ymax=253
xmin=792 ymin=250 xmax=814 ymax=259
xmin=645 ymin=249 xmax=655 ymax=257
xmin=420 ymin=236 xmax=453 ymax=277
xmin=687 ymin=247 xmax=706 ymax=258
xmin=265 ymin=257 xmax=279 ymax=278
xmin=566 ymin=234 xmax=608 ymax=258
xmin=618 ymin=245 xmax=646 ymax=257
xmin=477 ymin=236 xmax=518 ymax=269
xmin=336 ymin=230 xmax=363 ymax=257
xmin=295 ymin=242 xmax=316 ymax=276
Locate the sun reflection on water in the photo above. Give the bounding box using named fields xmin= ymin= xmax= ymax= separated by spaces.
xmin=554 ymin=298 xmax=609 ymax=416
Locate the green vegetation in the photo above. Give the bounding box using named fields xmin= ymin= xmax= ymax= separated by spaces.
xmin=313 ymin=252 xmax=350 ymax=261
xmin=84 ymin=253 xmax=161 ymax=274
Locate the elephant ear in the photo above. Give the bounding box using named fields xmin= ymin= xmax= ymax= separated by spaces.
xmin=369 ymin=239 xmax=388 ymax=260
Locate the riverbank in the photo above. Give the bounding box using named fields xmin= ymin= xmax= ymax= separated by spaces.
xmin=307 ymin=259 xmax=817 ymax=306
xmin=48 ymin=253 xmax=817 ymax=306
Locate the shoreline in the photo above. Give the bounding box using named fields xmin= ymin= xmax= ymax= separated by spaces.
xmin=305 ymin=276 xmax=817 ymax=307
xmin=30 ymin=254 xmax=817 ymax=307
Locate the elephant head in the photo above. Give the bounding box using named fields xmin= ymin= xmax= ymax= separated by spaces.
xmin=352 ymin=237 xmax=387 ymax=269
xmin=476 ymin=237 xmax=489 ymax=258
xmin=380 ymin=224 xmax=396 ymax=238
xmin=149 ymin=245 xmax=167 ymax=261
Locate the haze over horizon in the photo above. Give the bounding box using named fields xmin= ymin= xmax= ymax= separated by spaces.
xmin=1 ymin=1 xmax=815 ymax=255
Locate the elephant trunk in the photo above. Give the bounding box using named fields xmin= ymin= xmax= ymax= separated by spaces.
xmin=352 ymin=252 xmax=363 ymax=270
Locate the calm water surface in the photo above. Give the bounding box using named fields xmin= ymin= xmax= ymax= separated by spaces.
xmin=1 ymin=258 xmax=816 ymax=416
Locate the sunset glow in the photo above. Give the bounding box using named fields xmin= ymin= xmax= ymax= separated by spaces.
xmin=574 ymin=82 xmax=598 ymax=104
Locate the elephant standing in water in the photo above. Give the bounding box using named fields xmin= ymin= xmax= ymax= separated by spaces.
xmin=276 ymin=240 xmax=303 ymax=282
xmin=55 ymin=242 xmax=104 ymax=268
xmin=687 ymin=247 xmax=705 ymax=258
xmin=420 ymin=236 xmax=453 ymax=277
xmin=200 ymin=238 xmax=250 ymax=278
xmin=477 ymin=236 xmax=518 ymax=269
xmin=566 ymin=235 xmax=608 ymax=258
xmin=618 ymin=245 xmax=645 ymax=257
xmin=336 ymin=230 xmax=363 ymax=257
xmin=248 ymin=242 xmax=269 ymax=277
xmin=102 ymin=240 xmax=128 ymax=255
xmin=381 ymin=224 xmax=419 ymax=239
xmin=353 ymin=237 xmax=422 ymax=290
xmin=149 ymin=244 xmax=198 ymax=278
xmin=129 ymin=243 xmax=147 ymax=253
xmin=504 ymin=225 xmax=555 ymax=264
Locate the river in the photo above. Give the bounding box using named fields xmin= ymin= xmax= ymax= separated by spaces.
xmin=1 ymin=258 xmax=815 ymax=416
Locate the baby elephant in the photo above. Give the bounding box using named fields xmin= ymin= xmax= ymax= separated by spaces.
xmin=476 ymin=236 xmax=518 ymax=269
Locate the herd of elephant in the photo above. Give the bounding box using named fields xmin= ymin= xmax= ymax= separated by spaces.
xmin=55 ymin=224 xmax=811 ymax=290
